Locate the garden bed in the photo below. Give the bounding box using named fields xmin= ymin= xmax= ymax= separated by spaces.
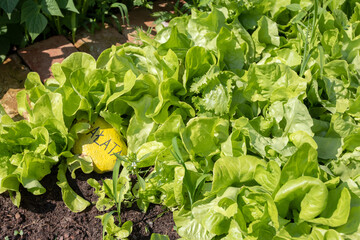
xmin=1 ymin=0 xmax=360 ymax=239
xmin=0 ymin=168 xmax=179 ymax=240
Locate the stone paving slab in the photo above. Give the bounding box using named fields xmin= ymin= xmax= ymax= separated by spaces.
xmin=18 ymin=35 xmax=78 ymax=82
xmin=0 ymin=88 xmax=24 ymax=121
xmin=0 ymin=54 xmax=30 ymax=120
xmin=152 ymin=0 xmax=180 ymax=13
xmin=73 ymin=23 xmax=127 ymax=59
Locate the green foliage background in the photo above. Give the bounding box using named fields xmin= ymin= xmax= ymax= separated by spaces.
xmin=0 ymin=0 xmax=152 ymax=62
xmin=1 ymin=0 xmax=360 ymax=239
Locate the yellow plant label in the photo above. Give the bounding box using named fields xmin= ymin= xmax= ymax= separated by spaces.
xmin=73 ymin=117 xmax=127 ymax=173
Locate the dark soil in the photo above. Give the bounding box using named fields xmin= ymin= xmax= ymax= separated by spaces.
xmin=0 ymin=166 xmax=179 ymax=240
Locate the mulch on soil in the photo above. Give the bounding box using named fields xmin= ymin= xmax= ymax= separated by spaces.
xmin=0 ymin=167 xmax=179 ymax=240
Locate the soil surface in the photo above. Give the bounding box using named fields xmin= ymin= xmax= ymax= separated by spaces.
xmin=0 ymin=167 xmax=180 ymax=240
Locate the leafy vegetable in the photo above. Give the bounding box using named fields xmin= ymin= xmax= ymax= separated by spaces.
xmin=1 ymin=0 xmax=360 ymax=239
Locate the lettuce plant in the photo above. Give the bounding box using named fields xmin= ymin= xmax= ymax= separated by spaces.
xmin=1 ymin=0 xmax=360 ymax=239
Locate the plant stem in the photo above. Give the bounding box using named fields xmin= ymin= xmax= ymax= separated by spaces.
xmin=55 ymin=16 xmax=62 ymax=35
xmin=82 ymin=0 xmax=89 ymax=17
xmin=71 ymin=12 xmax=77 ymax=43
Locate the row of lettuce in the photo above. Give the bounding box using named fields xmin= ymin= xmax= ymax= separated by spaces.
xmin=1 ymin=0 xmax=360 ymax=239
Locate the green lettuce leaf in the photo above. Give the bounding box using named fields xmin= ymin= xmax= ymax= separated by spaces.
xmin=56 ymin=162 xmax=90 ymax=212
xmin=211 ymin=155 xmax=265 ymax=193
xmin=244 ymin=63 xmax=309 ymax=103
